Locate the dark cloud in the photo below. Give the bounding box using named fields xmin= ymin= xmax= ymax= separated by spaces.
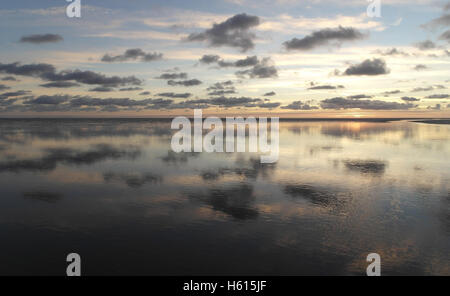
xmin=414 ymin=40 xmax=437 ymax=50
xmin=199 ymin=55 xmax=221 ymax=64
xmin=1 ymin=76 xmax=18 ymax=81
xmin=89 ymin=86 xmax=114 ymax=92
xmin=428 ymin=104 xmax=441 ymax=110
xmin=283 ymin=26 xmax=364 ymax=51
xmin=103 ymin=172 xmax=162 ymax=188
xmin=257 ymin=102 xmax=280 ymax=109
xmin=70 ymin=96 xmax=152 ymax=107
xmin=320 ymin=97 xmax=415 ymax=110
xmin=440 ymin=30 xmax=450 ymax=42
xmin=308 ymin=85 xmax=344 ymax=90
xmin=119 ymin=87 xmax=143 ymax=91
xmin=342 ymin=58 xmax=390 ymax=76
xmin=412 ymin=86 xmax=438 ymax=92
xmin=155 ymin=72 xmax=188 ymax=80
xmin=0 ymin=84 xmax=11 ymax=91
xmin=281 ymin=101 xmax=319 ymax=110
xmin=425 ymin=94 xmax=449 ymax=99
xmin=414 ymin=64 xmax=428 ymax=71
xmin=347 ymin=94 xmax=372 ymax=99
xmin=167 ymin=79 xmax=202 ymax=86
xmin=207 ymin=80 xmax=236 ymax=96
xmin=40 ymin=81 xmax=80 ymax=88
xmin=263 ymin=91 xmax=276 ymax=96
xmin=23 ymin=191 xmax=63 ymax=203
xmin=422 ymin=14 xmax=450 ymax=30
xmin=383 ymin=90 xmax=401 ymax=95
xmin=139 ymin=91 xmax=151 ymax=95
xmin=401 ymin=96 xmax=420 ymax=102
xmin=19 ymin=34 xmax=63 ymax=44
xmin=235 ymin=57 xmax=278 ymax=78
xmin=101 ymin=48 xmax=163 ymax=63
xmin=157 ymin=92 xmax=192 ymax=98
xmin=24 ymin=95 xmax=71 ymax=105
xmin=185 ymin=13 xmax=260 ymax=52
xmin=374 ymin=48 xmax=409 ymax=56
xmin=0 ymin=90 xmax=31 ymax=99
xmin=0 ymin=62 xmax=142 ymax=87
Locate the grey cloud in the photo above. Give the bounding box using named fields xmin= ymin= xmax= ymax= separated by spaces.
xmin=19 ymin=34 xmax=63 ymax=44
xmin=343 ymin=58 xmax=390 ymax=76
xmin=412 ymin=86 xmax=435 ymax=92
xmin=101 ymin=49 xmax=163 ymax=63
xmin=185 ymin=13 xmax=260 ymax=52
xmin=283 ymin=26 xmax=364 ymax=51
xmin=207 ymin=80 xmax=236 ymax=96
xmin=440 ymin=30 xmax=450 ymax=42
xmin=308 ymin=85 xmax=344 ymax=90
xmin=257 ymin=102 xmax=280 ymax=109
xmin=24 ymin=95 xmax=71 ymax=105
xmin=139 ymin=91 xmax=151 ymax=95
xmin=0 ymin=90 xmax=31 ymax=99
xmin=199 ymin=55 xmax=221 ymax=64
xmin=89 ymin=86 xmax=115 ymax=92
xmin=1 ymin=76 xmax=18 ymax=81
xmin=347 ymin=94 xmax=372 ymax=99
xmin=428 ymin=104 xmax=441 ymax=110
xmin=320 ymin=97 xmax=415 ymax=110
xmin=414 ymin=40 xmax=437 ymax=50
xmin=157 ymin=92 xmax=192 ymax=98
xmin=401 ymin=96 xmax=420 ymax=102
xmin=422 ymin=14 xmax=450 ymax=29
xmin=0 ymin=84 xmax=11 ymax=91
xmin=155 ymin=73 xmax=188 ymax=79
xmin=383 ymin=90 xmax=401 ymax=95
xmin=167 ymin=79 xmax=202 ymax=86
xmin=40 ymin=81 xmax=80 ymax=88
xmin=263 ymin=91 xmax=276 ymax=96
xmin=281 ymin=101 xmax=319 ymax=110
xmin=235 ymin=57 xmax=278 ymax=79
xmin=414 ymin=64 xmax=428 ymax=71
xmin=0 ymin=62 xmax=142 ymax=87
xmin=425 ymin=94 xmax=449 ymax=99
xmin=374 ymin=48 xmax=409 ymax=56
xmin=119 ymin=87 xmax=143 ymax=91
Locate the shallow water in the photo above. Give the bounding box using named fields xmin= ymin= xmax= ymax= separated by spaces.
xmin=0 ymin=119 xmax=448 ymax=275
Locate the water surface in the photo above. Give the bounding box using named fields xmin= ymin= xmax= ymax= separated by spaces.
xmin=0 ymin=119 xmax=448 ymax=275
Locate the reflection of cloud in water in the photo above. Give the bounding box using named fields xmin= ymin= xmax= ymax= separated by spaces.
xmin=0 ymin=144 xmax=141 ymax=173
xmin=200 ymin=157 xmax=276 ymax=181
xmin=23 ymin=191 xmax=63 ymax=203
xmin=320 ymin=122 xmax=415 ymax=140
xmin=161 ymin=150 xmax=199 ymax=164
xmin=343 ymin=159 xmax=387 ymax=175
xmin=189 ymin=184 xmax=259 ymax=220
xmin=103 ymin=172 xmax=162 ymax=188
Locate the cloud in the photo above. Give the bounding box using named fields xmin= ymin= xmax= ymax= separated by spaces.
xmin=281 ymin=101 xmax=319 ymax=110
xmin=119 ymin=87 xmax=143 ymax=91
xmin=425 ymin=94 xmax=449 ymax=99
xmin=411 ymin=86 xmax=444 ymax=92
xmin=0 ymin=90 xmax=31 ymax=99
xmin=101 ymin=48 xmax=163 ymax=62
xmin=40 ymin=81 xmax=80 ymax=88
xmin=374 ymin=48 xmax=409 ymax=56
xmin=347 ymin=94 xmax=372 ymax=99
xmin=235 ymin=57 xmax=278 ymax=78
xmin=70 ymin=96 xmax=152 ymax=107
xmin=89 ymin=86 xmax=114 ymax=92
xmin=342 ymin=58 xmax=390 ymax=76
xmin=207 ymin=80 xmax=236 ymax=96
xmin=263 ymin=91 xmax=276 ymax=96
xmin=167 ymin=79 xmax=202 ymax=86
xmin=308 ymin=85 xmax=344 ymax=90
xmin=155 ymin=72 xmax=188 ymax=79
xmin=320 ymin=97 xmax=415 ymax=110
xmin=401 ymin=96 xmax=420 ymax=102
xmin=383 ymin=90 xmax=401 ymax=95
xmin=139 ymin=91 xmax=151 ymax=95
xmin=199 ymin=55 xmax=221 ymax=64
xmin=24 ymin=95 xmax=71 ymax=105
xmin=185 ymin=13 xmax=260 ymax=52
xmin=414 ymin=40 xmax=437 ymax=50
xmin=0 ymin=62 xmax=142 ymax=87
xmin=414 ymin=64 xmax=428 ymax=71
xmin=283 ymin=26 xmax=364 ymax=51
xmin=428 ymin=103 xmax=441 ymax=110
xmin=343 ymin=159 xmax=387 ymax=175
xmin=422 ymin=14 xmax=450 ymax=29
xmin=440 ymin=30 xmax=450 ymax=42
xmin=19 ymin=33 xmax=63 ymax=44
xmin=156 ymin=92 xmax=192 ymax=98
xmin=0 ymin=84 xmax=11 ymax=91
xmin=1 ymin=76 xmax=18 ymax=81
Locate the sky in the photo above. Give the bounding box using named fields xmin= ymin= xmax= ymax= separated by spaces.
xmin=0 ymin=0 xmax=449 ymax=118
